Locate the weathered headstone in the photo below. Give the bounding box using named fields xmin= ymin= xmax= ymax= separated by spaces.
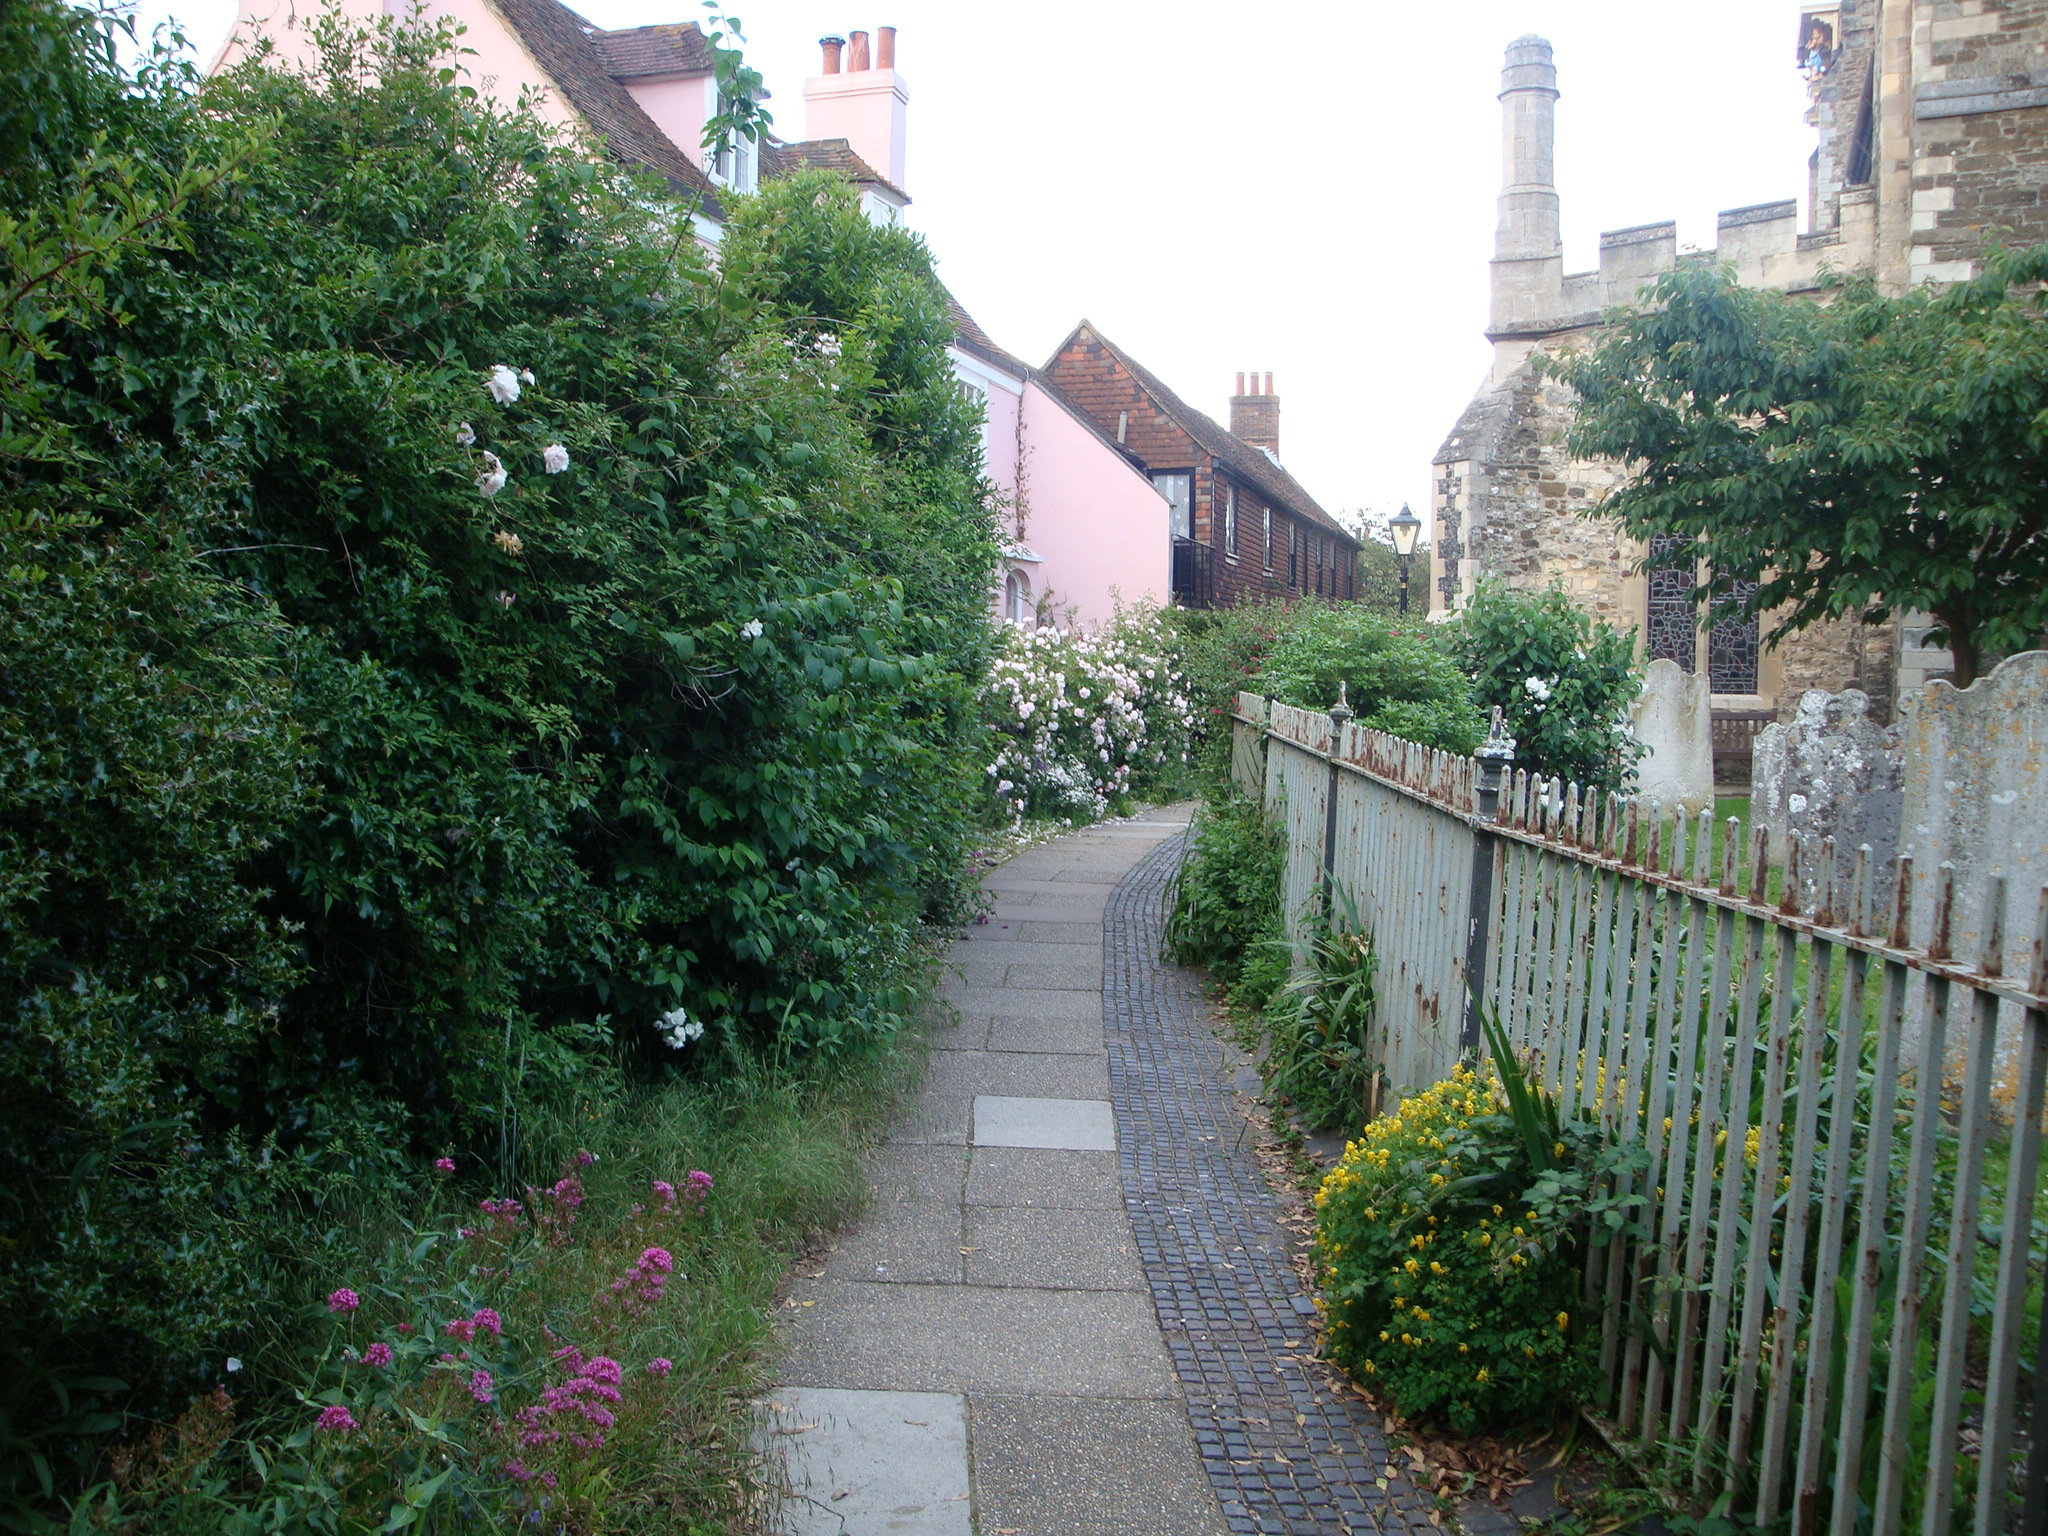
xmin=1629 ymin=659 xmax=1714 ymax=813
xmin=1901 ymin=650 xmax=2048 ymax=983
xmin=1752 ymin=689 xmax=1902 ymax=888
xmin=1898 ymin=651 xmax=2048 ymax=1114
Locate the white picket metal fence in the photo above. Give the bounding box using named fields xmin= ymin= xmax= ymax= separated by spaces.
xmin=1231 ymin=691 xmax=2048 ymax=1535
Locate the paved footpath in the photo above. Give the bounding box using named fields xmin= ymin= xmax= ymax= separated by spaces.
xmin=770 ymin=811 xmax=1441 ymax=1536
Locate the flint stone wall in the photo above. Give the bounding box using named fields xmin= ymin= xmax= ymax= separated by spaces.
xmin=1630 ymin=659 xmax=1714 ymax=813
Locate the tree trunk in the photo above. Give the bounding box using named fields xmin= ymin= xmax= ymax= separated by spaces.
xmin=1938 ymin=611 xmax=1979 ymax=689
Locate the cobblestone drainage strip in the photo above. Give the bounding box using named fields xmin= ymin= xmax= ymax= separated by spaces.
xmin=1104 ymin=834 xmax=1442 ymax=1536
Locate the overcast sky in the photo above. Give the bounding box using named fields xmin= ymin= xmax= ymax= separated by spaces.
xmin=130 ymin=0 xmax=1818 ymax=532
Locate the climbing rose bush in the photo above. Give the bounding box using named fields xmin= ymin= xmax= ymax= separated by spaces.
xmin=1313 ymin=1067 xmax=1585 ymax=1434
xmin=981 ymin=608 xmax=1192 ymax=825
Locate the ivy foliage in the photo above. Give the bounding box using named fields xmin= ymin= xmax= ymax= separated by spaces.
xmin=0 ymin=0 xmax=998 ymax=1463
xmin=1552 ymin=251 xmax=2048 ymax=686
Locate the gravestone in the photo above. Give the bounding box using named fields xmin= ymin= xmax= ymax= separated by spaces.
xmin=1901 ymin=649 xmax=2048 ymax=986
xmin=1629 ymin=659 xmax=1714 ymax=813
xmin=1752 ymin=689 xmax=1902 ymax=892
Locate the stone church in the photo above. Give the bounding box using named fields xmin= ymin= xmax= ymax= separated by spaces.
xmin=1432 ymin=5 xmax=2048 ymax=743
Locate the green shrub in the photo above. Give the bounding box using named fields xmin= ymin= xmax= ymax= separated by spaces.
xmin=1167 ymin=598 xmax=1297 ymax=789
xmin=1162 ymin=793 xmax=1286 ymax=1008
xmin=1256 ymin=606 xmax=1484 ymax=755
xmin=1313 ymin=1066 xmax=1586 ymax=1434
xmin=1264 ymin=889 xmax=1379 ymax=1133
xmin=1446 ymin=581 xmax=1644 ymax=792
xmin=1 ymin=0 xmax=996 ymax=1504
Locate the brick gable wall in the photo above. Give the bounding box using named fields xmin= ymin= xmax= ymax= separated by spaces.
xmin=1044 ymin=335 xmax=1355 ymax=609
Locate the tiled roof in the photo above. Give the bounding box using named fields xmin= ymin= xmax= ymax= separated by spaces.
xmin=589 ymin=22 xmax=712 ymax=80
xmin=941 ymin=287 xmax=1032 ymax=377
xmin=485 ymin=0 xmax=720 ymax=202
xmin=767 ymin=137 xmax=908 ymax=203
xmin=1049 ymin=321 xmax=1354 ymax=544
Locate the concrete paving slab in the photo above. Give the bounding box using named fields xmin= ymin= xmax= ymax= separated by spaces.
xmin=921 ymin=1008 xmax=987 ymax=1052
xmin=957 ymin=920 xmax=1102 ymax=945
xmin=979 ymin=878 xmax=1120 ymax=897
xmin=966 ymin=1394 xmax=1227 ymax=1536
xmin=777 ymin=1281 xmax=1177 ymax=1397
xmin=832 ymin=1196 xmax=963 ymax=1285
xmin=765 ymin=1387 xmax=970 ymax=1536
xmin=1001 ymin=962 xmax=1106 ymax=990
xmin=973 ymin=1095 xmax=1116 ymax=1151
xmin=987 ymin=894 xmax=1109 ymax=917
xmin=985 ymin=1012 xmax=1106 ymax=1057
xmin=944 ymin=940 xmax=1103 ymax=970
xmin=862 ymin=1143 xmax=969 ymax=1203
xmin=930 ymin=1051 xmax=1110 ymax=1101
xmin=940 ymin=985 xmax=1101 ymax=1022
xmin=965 ymin=1205 xmax=1145 ymax=1291
xmin=884 ymin=1093 xmax=972 ymax=1146
xmin=965 ymin=1147 xmax=1124 ymax=1210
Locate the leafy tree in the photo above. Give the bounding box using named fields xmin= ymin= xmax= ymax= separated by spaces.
xmin=1258 ymin=605 xmax=1484 ymax=754
xmin=1552 ymin=251 xmax=2048 ymax=685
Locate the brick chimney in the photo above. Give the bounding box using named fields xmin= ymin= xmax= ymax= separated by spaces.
xmin=1230 ymin=372 xmax=1279 ymax=457
xmin=804 ymin=23 xmax=909 ymax=191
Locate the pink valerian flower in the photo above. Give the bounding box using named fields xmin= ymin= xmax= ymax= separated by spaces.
xmin=363 ymin=1342 xmax=394 ymax=1369
xmin=686 ymin=1170 xmax=713 ymax=1198
xmin=607 ymin=1247 xmax=674 ymax=1314
xmin=503 ymin=1458 xmax=532 ymax=1483
xmin=651 ymin=1179 xmax=676 ymax=1208
xmin=315 ymin=1404 xmax=358 ymax=1434
xmin=514 ymin=1350 xmax=625 ymax=1454
xmin=525 ymin=1175 xmax=584 ymax=1243
xmin=573 ymin=1149 xmax=597 ymax=1168
xmin=644 ymin=1358 xmax=673 ymax=1377
xmin=434 ymin=1156 xmax=456 ymax=1173
xmin=326 ymin=1288 xmax=360 ymax=1315
xmin=443 ymin=1308 xmax=502 ymax=1344
xmin=469 ymin=1369 xmax=495 ymax=1404
xmin=475 ymin=1197 xmax=523 ymax=1234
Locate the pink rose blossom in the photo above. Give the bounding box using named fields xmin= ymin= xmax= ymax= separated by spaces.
xmin=326 ymin=1288 xmax=360 ymax=1315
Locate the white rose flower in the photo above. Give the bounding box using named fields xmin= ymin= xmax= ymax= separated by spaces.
xmin=740 ymin=618 xmax=765 ymax=640
xmin=518 ymin=367 xmax=536 ymax=385
xmin=476 ymin=451 xmax=507 ymax=497
xmin=455 ymin=422 xmax=475 ymax=446
xmin=486 ymin=365 xmax=521 ymax=405
xmin=542 ymin=443 xmax=570 ymax=474
xmin=656 ymin=1006 xmax=704 ymax=1051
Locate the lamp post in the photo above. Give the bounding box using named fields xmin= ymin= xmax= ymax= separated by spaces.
xmin=1388 ymin=503 xmax=1422 ymax=615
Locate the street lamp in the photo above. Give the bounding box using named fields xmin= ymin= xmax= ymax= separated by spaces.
xmin=1388 ymin=503 xmax=1422 ymax=615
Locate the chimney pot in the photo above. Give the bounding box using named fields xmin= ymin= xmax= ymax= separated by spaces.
xmin=876 ymin=25 xmax=895 ymax=69
xmin=848 ymin=29 xmax=871 ymax=70
xmin=1230 ymin=376 xmax=1280 ymax=457
xmin=818 ymin=35 xmax=844 ymax=72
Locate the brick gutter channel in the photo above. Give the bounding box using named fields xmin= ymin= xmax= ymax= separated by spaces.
xmin=1104 ymin=833 xmax=1443 ymax=1536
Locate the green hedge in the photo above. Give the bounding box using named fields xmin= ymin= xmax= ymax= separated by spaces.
xmin=0 ymin=3 xmax=998 ymax=1501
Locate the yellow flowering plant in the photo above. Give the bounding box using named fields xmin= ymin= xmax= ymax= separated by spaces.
xmin=1312 ymin=1064 xmax=1596 ymax=1434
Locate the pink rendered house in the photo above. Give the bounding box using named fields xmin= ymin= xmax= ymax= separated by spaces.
xmin=209 ymin=9 xmax=1171 ymax=625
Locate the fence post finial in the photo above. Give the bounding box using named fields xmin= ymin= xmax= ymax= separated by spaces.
xmin=1330 ymin=681 xmax=1354 ymax=729
xmin=1474 ymin=705 xmax=1517 ymax=823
